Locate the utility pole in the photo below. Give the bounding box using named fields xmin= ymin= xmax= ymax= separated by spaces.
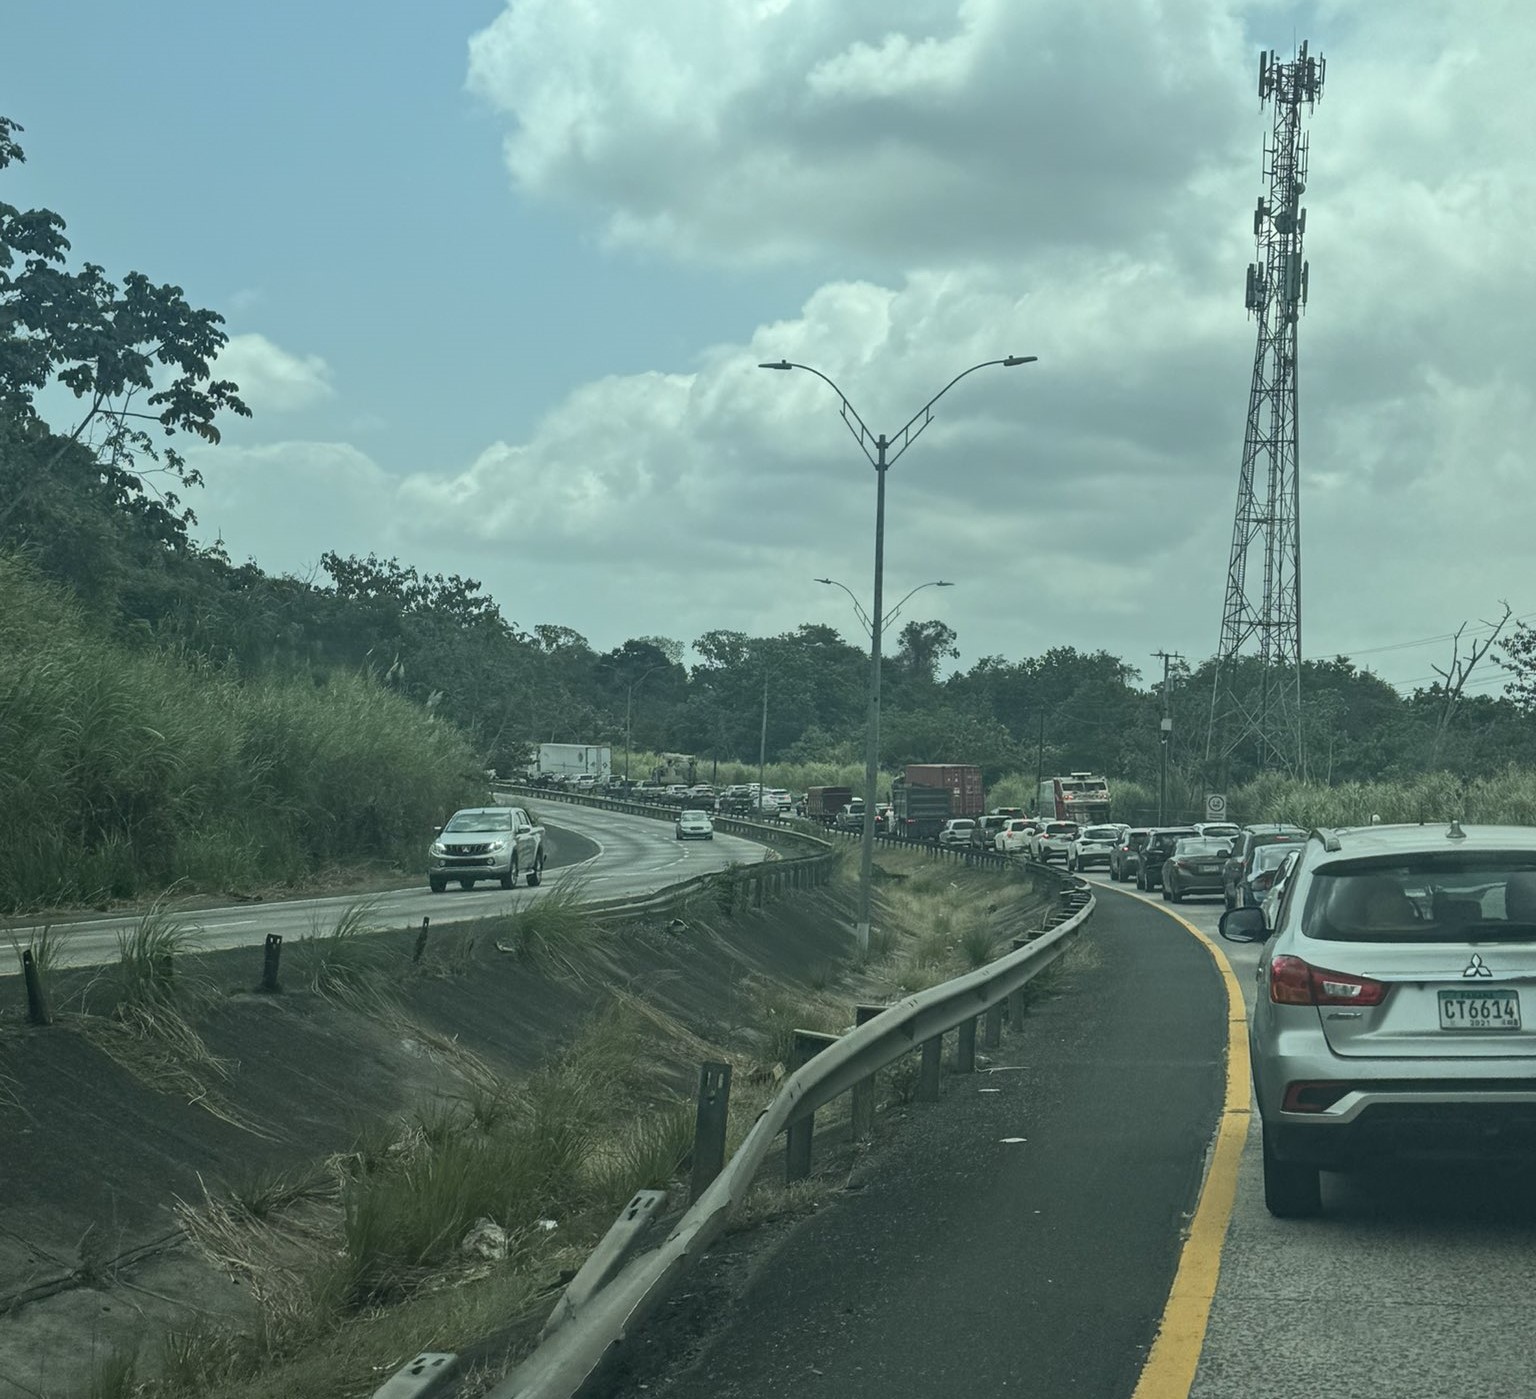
xmin=757 ymin=670 xmax=768 ymax=809
xmin=1034 ymin=710 xmax=1046 ymax=814
xmin=1154 ymin=651 xmax=1183 ymax=825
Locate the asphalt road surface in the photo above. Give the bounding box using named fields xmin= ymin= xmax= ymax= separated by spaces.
xmin=612 ymin=888 xmax=1228 ymax=1399
xmin=1074 ymin=867 xmax=1536 ymax=1399
xmin=0 ymin=802 xmax=768 ymax=975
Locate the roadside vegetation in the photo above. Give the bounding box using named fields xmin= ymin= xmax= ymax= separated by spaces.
xmin=46 ymin=839 xmax=1059 ymax=1398
xmin=0 ymin=556 xmax=483 ymax=911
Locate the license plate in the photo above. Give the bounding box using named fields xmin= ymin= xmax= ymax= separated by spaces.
xmin=1438 ymin=988 xmax=1522 ymax=1031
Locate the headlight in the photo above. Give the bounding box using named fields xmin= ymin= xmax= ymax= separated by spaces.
xmin=430 ymin=842 xmax=447 ymax=856
xmin=488 ymin=839 xmax=510 ymax=851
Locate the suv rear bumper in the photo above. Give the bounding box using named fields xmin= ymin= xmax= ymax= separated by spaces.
xmin=1266 ymin=1093 xmax=1536 ymax=1167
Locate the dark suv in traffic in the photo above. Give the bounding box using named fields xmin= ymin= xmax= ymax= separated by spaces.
xmin=1136 ymin=827 xmax=1199 ymax=892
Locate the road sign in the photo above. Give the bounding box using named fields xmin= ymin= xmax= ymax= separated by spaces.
xmin=1205 ymin=793 xmax=1228 ymax=820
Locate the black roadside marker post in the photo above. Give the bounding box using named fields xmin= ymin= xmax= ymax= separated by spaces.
xmin=688 ymin=1061 xmax=732 ymax=1203
xmin=260 ymin=934 xmax=283 ymax=993
xmin=413 ymin=917 xmax=430 ymax=964
xmin=22 ymin=949 xmax=51 ymax=1026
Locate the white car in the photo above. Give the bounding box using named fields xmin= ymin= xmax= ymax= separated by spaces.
xmin=995 ymin=818 xmax=1043 ymax=855
xmin=1066 ymin=823 xmax=1122 ymax=872
xmin=1033 ymin=821 xmax=1081 ymax=864
xmin=675 ymin=809 xmax=715 ymax=840
xmin=938 ymin=818 xmax=976 ymax=849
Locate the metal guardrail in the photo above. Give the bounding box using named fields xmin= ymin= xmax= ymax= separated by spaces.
xmin=478 ymin=885 xmax=1095 ymax=1399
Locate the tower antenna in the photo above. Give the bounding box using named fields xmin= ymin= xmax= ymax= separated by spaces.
xmin=1208 ymin=41 xmax=1326 ymax=777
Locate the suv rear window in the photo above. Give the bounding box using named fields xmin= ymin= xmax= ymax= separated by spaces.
xmin=1304 ymin=856 xmax=1536 ymax=943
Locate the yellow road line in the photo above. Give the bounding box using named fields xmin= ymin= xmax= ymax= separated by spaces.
xmin=1131 ymin=902 xmax=1251 ymax=1399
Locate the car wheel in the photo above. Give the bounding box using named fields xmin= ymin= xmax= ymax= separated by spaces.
xmin=1262 ymin=1132 xmax=1322 ymax=1218
xmin=459 ymin=879 xmax=475 ymax=890
xmin=1168 ymin=883 xmax=1183 ymax=903
xmin=429 ymin=876 xmax=447 ymax=894
xmin=1161 ymin=881 xmax=1172 ymax=901
xmin=499 ymin=857 xmax=519 ymax=890
xmin=527 ymin=854 xmax=543 ymax=887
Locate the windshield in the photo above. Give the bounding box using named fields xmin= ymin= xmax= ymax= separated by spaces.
xmin=1250 ymin=842 xmax=1296 ymax=873
xmin=1173 ymin=838 xmax=1230 ymax=857
xmin=444 ymin=811 xmax=514 ymax=832
xmin=1304 ymin=856 xmax=1536 ymax=943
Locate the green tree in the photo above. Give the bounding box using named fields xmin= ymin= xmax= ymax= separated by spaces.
xmin=0 ymin=117 xmax=249 ymax=534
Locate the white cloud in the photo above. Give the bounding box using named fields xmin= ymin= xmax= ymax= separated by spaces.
xmin=466 ymin=0 xmax=1251 ymax=265
xmin=189 ymin=1 xmax=1536 ymax=678
xmin=214 ymin=333 xmax=334 ymax=414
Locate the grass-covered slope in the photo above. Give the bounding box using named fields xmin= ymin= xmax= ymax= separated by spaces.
xmin=0 ymin=554 xmax=484 ymax=910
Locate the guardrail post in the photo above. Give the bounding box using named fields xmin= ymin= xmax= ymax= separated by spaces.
xmin=957 ymin=1016 xmax=978 ymax=1074
xmin=413 ymin=917 xmax=430 ymax=964
xmin=688 ymin=1062 xmax=732 ymax=1203
xmin=917 ymin=1034 xmax=942 ymax=1102
xmin=22 ymin=950 xmax=51 ymax=1027
xmin=1007 ymin=937 xmax=1028 ymax=1027
xmin=260 ymin=934 xmax=283 ymax=993
xmin=785 ymin=1029 xmax=838 ymax=1182
xmin=849 ymin=1005 xmax=884 ymax=1141
xmin=983 ymin=1001 xmax=1003 ymax=1050
xmin=753 ymin=871 xmax=765 ymax=909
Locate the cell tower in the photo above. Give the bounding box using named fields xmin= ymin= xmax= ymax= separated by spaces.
xmin=1208 ymin=42 xmax=1325 ymax=776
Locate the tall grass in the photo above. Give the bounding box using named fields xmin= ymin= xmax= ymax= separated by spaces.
xmin=0 ymin=554 xmax=484 ymax=910
xmin=1228 ymin=769 xmax=1536 ymax=829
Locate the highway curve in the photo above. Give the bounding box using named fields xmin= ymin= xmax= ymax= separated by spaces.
xmin=0 ymin=802 xmax=769 ymax=975
xmin=612 ymin=888 xmax=1227 ymax=1399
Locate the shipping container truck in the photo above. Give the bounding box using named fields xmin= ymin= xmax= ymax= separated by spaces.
xmin=904 ymin=764 xmax=985 ymax=818
xmin=890 ymin=780 xmax=953 ymax=842
xmin=1036 ymin=772 xmax=1111 ymax=824
xmin=804 ymin=786 xmax=855 ymax=826
xmin=533 ymin=743 xmax=612 ymax=781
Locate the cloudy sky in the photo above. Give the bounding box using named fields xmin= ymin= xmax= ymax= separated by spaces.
xmin=5 ymin=0 xmax=1533 ymax=696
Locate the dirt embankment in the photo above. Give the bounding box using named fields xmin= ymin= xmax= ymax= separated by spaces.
xmin=0 ymin=851 xmax=1053 ymax=1398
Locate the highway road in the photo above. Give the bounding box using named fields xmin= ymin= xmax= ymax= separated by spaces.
xmin=605 ymin=849 xmax=1536 ymax=1399
xmin=1074 ymin=869 xmax=1536 ymax=1399
xmin=0 ymin=801 xmax=770 ymax=975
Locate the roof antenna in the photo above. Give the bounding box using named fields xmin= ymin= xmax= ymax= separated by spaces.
xmin=1448 ymin=819 xmax=1467 ymax=840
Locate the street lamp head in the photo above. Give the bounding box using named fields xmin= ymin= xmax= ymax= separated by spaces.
xmin=814 ymin=577 xmax=834 ymax=585
xmin=1002 ymin=355 xmax=1039 ymax=367
xmin=934 ymin=580 xmax=955 ymax=587
xmin=759 ymin=360 xmax=793 ymax=370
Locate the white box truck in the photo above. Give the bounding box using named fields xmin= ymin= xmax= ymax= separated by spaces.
xmin=534 ymin=744 xmax=612 ymax=782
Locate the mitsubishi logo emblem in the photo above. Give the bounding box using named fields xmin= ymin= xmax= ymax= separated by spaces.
xmin=1463 ymin=954 xmax=1494 ymax=979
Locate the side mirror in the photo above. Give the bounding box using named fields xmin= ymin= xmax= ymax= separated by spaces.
xmin=1219 ymin=907 xmax=1269 ymax=943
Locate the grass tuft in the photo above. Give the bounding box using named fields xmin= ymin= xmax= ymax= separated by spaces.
xmin=492 ymin=878 xmax=595 ymax=974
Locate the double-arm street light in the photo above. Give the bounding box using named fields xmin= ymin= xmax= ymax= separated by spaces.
xmin=815 ymin=577 xmax=955 ymax=639
xmin=761 ymin=354 xmax=1038 ymax=950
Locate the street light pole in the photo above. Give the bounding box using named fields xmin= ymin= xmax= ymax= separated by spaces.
xmin=624 ymin=664 xmax=666 ymax=788
xmin=761 ymin=353 xmax=1037 ymax=951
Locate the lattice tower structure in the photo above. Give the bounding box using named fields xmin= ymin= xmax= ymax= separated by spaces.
xmin=1209 ymin=42 xmax=1325 ymax=776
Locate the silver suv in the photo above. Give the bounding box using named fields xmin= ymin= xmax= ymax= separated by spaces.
xmin=1221 ymin=822 xmax=1536 ymax=1218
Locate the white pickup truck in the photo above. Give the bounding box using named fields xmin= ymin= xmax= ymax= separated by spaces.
xmin=428 ymin=805 xmax=545 ymax=893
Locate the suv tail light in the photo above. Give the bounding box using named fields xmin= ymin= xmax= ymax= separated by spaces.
xmin=1270 ymin=956 xmax=1388 ymax=1007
